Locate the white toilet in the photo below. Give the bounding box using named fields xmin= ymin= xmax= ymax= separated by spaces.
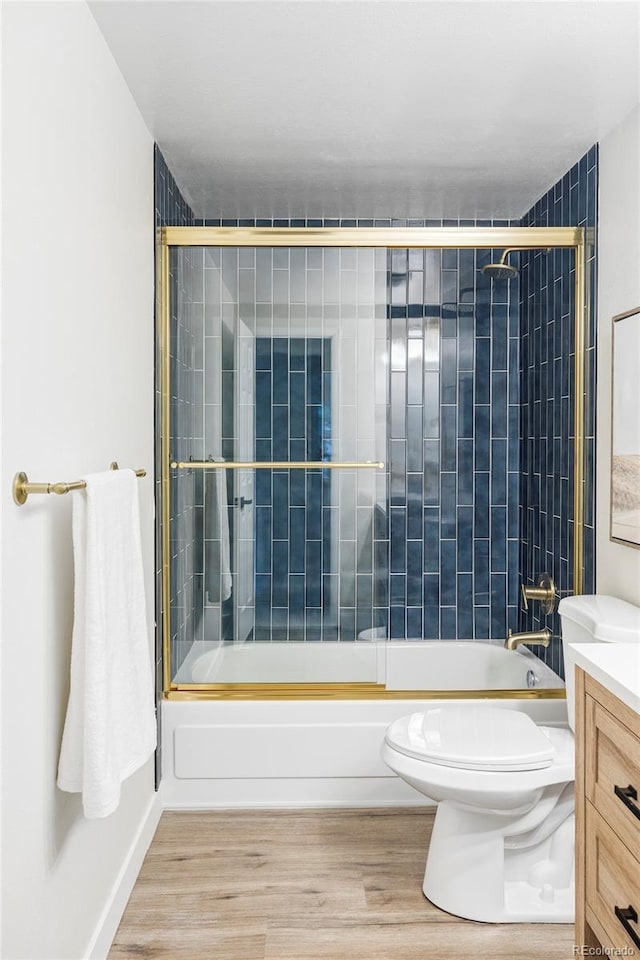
xmin=381 ymin=595 xmax=640 ymax=923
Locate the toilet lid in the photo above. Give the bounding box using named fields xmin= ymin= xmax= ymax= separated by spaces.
xmin=385 ymin=707 xmax=555 ymax=771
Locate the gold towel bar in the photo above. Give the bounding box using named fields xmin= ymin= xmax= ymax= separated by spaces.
xmin=170 ymin=460 xmax=385 ymax=471
xmin=12 ymin=462 xmax=146 ymax=506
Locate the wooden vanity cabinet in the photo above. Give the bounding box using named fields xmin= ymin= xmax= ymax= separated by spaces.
xmin=576 ymin=668 xmax=640 ymax=955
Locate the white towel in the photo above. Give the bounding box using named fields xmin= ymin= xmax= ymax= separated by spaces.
xmin=57 ymin=469 xmax=156 ymax=818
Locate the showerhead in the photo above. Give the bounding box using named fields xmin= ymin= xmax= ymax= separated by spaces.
xmin=482 ymin=261 xmax=519 ymax=280
xmin=482 ymin=249 xmax=519 ymax=281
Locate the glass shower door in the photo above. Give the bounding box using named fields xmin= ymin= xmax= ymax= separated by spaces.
xmin=168 ymin=245 xmax=389 ymax=687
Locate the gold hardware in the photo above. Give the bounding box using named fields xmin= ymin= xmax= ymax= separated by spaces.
xmin=505 ymin=628 xmax=552 ymax=651
xmin=521 ymin=575 xmax=557 ymax=615
xmin=170 ymin=460 xmax=385 ymax=471
xmin=498 ymin=246 xmax=551 ymax=263
xmin=160 ymin=237 xmax=172 ymax=696
xmin=162 ymin=225 xmax=583 ymax=249
xmin=12 ymin=466 xmax=146 ymax=505
xmin=164 ymin=683 xmax=566 ymax=702
xmin=574 ymin=233 xmax=586 ymax=592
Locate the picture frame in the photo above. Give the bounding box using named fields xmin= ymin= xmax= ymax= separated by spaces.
xmin=611 ymin=306 xmax=640 ymax=548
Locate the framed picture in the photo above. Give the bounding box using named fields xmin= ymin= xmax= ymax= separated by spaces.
xmin=611 ymin=306 xmax=640 ymax=548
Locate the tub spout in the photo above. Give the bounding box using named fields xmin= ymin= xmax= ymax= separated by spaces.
xmin=505 ymin=628 xmax=552 ymax=651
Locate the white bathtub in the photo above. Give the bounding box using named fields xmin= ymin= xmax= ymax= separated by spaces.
xmin=175 ymin=639 xmax=562 ymax=691
xmin=162 ymin=640 xmax=566 ymax=809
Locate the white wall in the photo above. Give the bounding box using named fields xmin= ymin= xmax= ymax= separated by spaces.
xmin=596 ymin=104 xmax=640 ymax=604
xmin=1 ymin=4 xmax=156 ymax=958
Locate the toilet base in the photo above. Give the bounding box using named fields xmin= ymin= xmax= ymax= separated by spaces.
xmin=423 ymin=878 xmax=574 ymax=924
xmin=423 ymin=796 xmax=575 ymax=923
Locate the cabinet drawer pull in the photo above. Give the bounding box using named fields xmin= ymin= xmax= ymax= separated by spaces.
xmin=614 ymin=905 xmax=640 ymax=950
xmin=614 ymin=784 xmax=640 ymax=820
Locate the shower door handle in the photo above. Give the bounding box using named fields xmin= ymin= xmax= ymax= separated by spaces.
xmin=233 ymin=497 xmax=253 ymax=510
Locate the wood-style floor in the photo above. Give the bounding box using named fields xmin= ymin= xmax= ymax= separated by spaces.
xmin=109 ymin=809 xmax=575 ymax=960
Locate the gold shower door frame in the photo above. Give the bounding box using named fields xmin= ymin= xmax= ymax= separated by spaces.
xmin=159 ymin=226 xmax=586 ymax=701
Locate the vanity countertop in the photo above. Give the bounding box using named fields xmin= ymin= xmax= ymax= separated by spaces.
xmin=569 ymin=642 xmax=640 ymax=716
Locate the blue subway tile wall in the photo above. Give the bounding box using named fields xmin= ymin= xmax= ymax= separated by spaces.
xmin=519 ymin=146 xmax=598 ymax=677
xmin=155 ymin=146 xmax=195 ymax=227
xmin=386 ymin=231 xmax=521 ymax=639
xmin=254 ymin=337 xmax=332 ymax=640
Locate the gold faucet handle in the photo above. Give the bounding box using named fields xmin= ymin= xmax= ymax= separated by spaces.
xmin=521 ymin=575 xmax=556 ymax=615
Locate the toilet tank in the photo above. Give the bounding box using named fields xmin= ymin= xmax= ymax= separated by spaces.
xmin=559 ymin=595 xmax=640 ymax=732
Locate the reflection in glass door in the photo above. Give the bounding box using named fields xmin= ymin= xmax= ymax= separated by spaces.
xmin=234 ymin=317 xmax=255 ymax=642
xmin=169 ymin=246 xmax=389 ymax=685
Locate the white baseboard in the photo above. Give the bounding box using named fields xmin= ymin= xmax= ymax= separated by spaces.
xmin=86 ymin=790 xmax=163 ymax=960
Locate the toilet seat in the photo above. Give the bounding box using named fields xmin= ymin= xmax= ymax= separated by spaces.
xmin=385 ymin=706 xmax=555 ymax=772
